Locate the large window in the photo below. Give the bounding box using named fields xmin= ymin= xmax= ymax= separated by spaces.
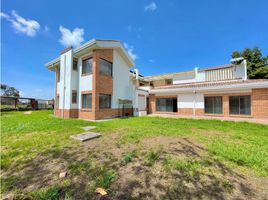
xmin=72 ymin=91 xmax=77 ymax=104
xmin=82 ymin=58 xmax=93 ymax=75
xmin=99 ymin=94 xmax=111 ymax=109
xmin=229 ymin=95 xmax=251 ymax=115
xmin=205 ymin=96 xmax=223 ymax=114
xmin=99 ymin=59 xmax=112 ymax=76
xmin=156 ymin=98 xmax=177 ymax=112
xmin=82 ymin=94 xmax=92 ymax=109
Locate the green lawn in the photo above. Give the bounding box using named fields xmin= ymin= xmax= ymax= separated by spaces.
xmin=1 ymin=110 xmax=268 ymax=199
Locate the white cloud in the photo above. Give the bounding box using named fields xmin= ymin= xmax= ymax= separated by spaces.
xmin=144 ymin=2 xmax=157 ymax=12
xmin=1 ymin=10 xmax=40 ymax=37
xmin=59 ymin=25 xmax=84 ymax=48
xmin=124 ymin=43 xmax=138 ymax=61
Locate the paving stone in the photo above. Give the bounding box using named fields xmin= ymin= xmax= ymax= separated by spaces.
xmin=71 ymin=132 xmax=101 ymax=142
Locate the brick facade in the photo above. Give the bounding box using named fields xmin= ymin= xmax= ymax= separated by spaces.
xmin=148 ymin=89 xmax=268 ymax=119
xmin=55 ymin=48 xmax=134 ymax=120
xmin=252 ymin=88 xmax=268 ymax=118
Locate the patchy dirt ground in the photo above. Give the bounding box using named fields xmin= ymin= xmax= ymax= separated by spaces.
xmin=2 ymin=132 xmax=268 ymax=200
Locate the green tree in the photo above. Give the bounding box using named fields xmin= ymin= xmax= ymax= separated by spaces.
xmin=231 ymin=47 xmax=268 ymax=79
xmin=1 ymin=84 xmax=20 ymax=97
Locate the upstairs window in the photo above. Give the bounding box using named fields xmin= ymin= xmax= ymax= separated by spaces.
xmin=82 ymin=94 xmax=92 ymax=109
xmin=99 ymin=59 xmax=112 ymax=76
xmin=82 ymin=57 xmax=93 ymax=75
xmin=99 ymin=94 xmax=111 ymax=109
xmin=229 ymin=95 xmax=251 ymax=115
xmin=72 ymin=91 xmax=77 ymax=104
xmin=73 ymin=60 xmax=78 ymax=71
xmin=205 ymin=96 xmax=223 ymax=114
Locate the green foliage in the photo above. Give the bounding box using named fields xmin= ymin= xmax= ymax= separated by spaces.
xmin=122 ymin=150 xmax=137 ymax=164
xmin=94 ymin=169 xmax=118 ymax=189
xmin=232 ymin=47 xmax=268 ymax=79
xmin=34 ymin=185 xmax=61 ymax=200
xmin=1 ymin=84 xmax=20 ymax=97
xmin=145 ymin=147 xmax=163 ymax=166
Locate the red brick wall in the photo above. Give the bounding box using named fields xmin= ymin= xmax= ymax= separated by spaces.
xmin=55 ymin=109 xmax=78 ymax=118
xmin=252 ymin=88 xmax=268 ymax=118
xmin=148 ymin=90 xmax=268 ymax=119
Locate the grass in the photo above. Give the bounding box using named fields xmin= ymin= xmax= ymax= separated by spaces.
xmin=1 ymin=110 xmax=268 ymax=198
xmin=1 ymin=110 xmax=92 ymax=170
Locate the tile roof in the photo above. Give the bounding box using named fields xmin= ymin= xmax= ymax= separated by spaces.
xmin=152 ymin=79 xmax=268 ymax=90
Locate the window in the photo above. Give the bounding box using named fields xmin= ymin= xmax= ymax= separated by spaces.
xmin=82 ymin=94 xmax=92 ymax=109
xmin=73 ymin=60 xmax=77 ymax=71
xmin=99 ymin=94 xmax=111 ymax=109
xmin=82 ymin=58 xmax=93 ymax=75
xmin=99 ymin=59 xmax=112 ymax=76
xmin=156 ymin=98 xmax=177 ymax=112
xmin=165 ymin=79 xmax=172 ymax=85
xmin=72 ymin=91 xmax=77 ymax=104
xmin=205 ymin=96 xmax=223 ymax=114
xmin=229 ymin=95 xmax=251 ymax=115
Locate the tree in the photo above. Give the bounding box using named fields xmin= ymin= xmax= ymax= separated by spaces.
xmin=1 ymin=84 xmax=20 ymax=97
xmin=231 ymin=47 xmax=268 ymax=79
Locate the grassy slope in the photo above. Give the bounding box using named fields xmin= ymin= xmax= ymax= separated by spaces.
xmin=1 ymin=110 xmax=268 ymax=197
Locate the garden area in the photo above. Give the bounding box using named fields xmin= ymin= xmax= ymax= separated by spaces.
xmin=1 ymin=110 xmax=268 ymax=199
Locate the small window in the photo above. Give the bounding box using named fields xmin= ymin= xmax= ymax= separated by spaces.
xmin=73 ymin=60 xmax=77 ymax=71
xmin=205 ymin=96 xmax=223 ymax=114
xmin=165 ymin=79 xmax=172 ymax=85
xmin=99 ymin=94 xmax=111 ymax=109
xmin=82 ymin=58 xmax=93 ymax=75
xmin=72 ymin=91 xmax=77 ymax=104
xmin=82 ymin=94 xmax=92 ymax=109
xmin=99 ymin=59 xmax=112 ymax=76
xmin=229 ymin=95 xmax=251 ymax=115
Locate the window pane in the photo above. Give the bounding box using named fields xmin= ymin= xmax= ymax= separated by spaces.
xmin=205 ymin=97 xmax=213 ymax=113
xmin=99 ymin=94 xmax=111 ymax=109
xmin=229 ymin=96 xmax=239 ymax=114
xmin=156 ymin=98 xmax=174 ymax=112
xmin=82 ymin=58 xmax=92 ymax=74
xmin=240 ymin=95 xmax=251 ymax=115
xmin=73 ymin=60 xmax=77 ymax=70
xmin=99 ymin=59 xmax=112 ymax=76
xmin=214 ymin=96 xmax=223 ymax=114
xmin=82 ymin=94 xmax=92 ymax=109
xmin=72 ymin=91 xmax=77 ymax=104
xmin=205 ymin=96 xmax=222 ymax=114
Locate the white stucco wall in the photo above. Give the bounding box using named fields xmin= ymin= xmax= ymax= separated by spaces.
xmin=58 ymin=50 xmax=73 ymax=110
xmin=177 ymin=93 xmax=204 ymax=109
xmin=234 ymin=63 xmax=246 ymax=79
xmin=112 ymin=50 xmax=135 ymax=108
xmin=173 ymin=73 xmax=195 ymax=84
xmin=195 ymin=71 xmax=205 ymax=82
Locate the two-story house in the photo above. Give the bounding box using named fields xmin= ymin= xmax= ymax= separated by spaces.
xmin=46 ymin=39 xmax=268 ymax=120
xmin=45 ymin=39 xmax=135 ymax=120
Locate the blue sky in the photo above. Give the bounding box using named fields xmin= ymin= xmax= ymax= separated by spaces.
xmin=1 ymin=0 xmax=268 ymax=99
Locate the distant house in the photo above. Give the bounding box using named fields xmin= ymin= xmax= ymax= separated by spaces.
xmin=45 ymin=39 xmax=268 ymax=120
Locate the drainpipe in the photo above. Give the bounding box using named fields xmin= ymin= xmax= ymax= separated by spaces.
xmin=243 ymin=59 xmax=247 ymax=80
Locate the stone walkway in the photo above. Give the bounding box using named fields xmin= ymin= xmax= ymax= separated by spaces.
xmin=71 ymin=126 xmax=101 ymax=142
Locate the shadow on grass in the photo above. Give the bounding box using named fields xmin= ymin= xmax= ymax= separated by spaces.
xmin=1 ymin=138 xmax=262 ymax=200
